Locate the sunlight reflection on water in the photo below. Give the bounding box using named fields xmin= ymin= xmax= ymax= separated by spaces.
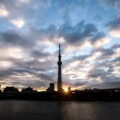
xmin=0 ymin=101 xmax=120 ymax=120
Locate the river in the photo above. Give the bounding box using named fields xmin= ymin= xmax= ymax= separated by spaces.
xmin=0 ymin=101 xmax=120 ymax=120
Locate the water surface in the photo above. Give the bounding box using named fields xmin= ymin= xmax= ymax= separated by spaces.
xmin=0 ymin=101 xmax=120 ymax=120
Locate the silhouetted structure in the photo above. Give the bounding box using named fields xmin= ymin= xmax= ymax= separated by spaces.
xmin=3 ymin=86 xmax=19 ymax=93
xmin=0 ymin=85 xmax=1 ymax=93
xmin=57 ymin=44 xmax=63 ymax=92
xmin=68 ymin=87 xmax=71 ymax=93
xmin=21 ymin=86 xmax=36 ymax=93
xmin=0 ymin=86 xmax=120 ymax=101
xmin=46 ymin=83 xmax=55 ymax=92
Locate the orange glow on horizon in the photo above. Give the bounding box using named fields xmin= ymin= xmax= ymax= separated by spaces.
xmin=63 ymin=88 xmax=69 ymax=93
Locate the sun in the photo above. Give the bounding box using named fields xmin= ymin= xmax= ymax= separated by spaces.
xmin=64 ymin=88 xmax=69 ymax=93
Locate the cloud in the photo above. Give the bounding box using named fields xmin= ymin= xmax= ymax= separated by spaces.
xmin=87 ymin=45 xmax=120 ymax=85
xmin=0 ymin=0 xmax=52 ymax=30
xmin=0 ymin=47 xmax=24 ymax=59
xmin=0 ymin=61 xmax=55 ymax=88
xmin=101 ymin=0 xmax=120 ymax=11
xmin=0 ymin=61 xmax=13 ymax=70
xmin=106 ymin=17 xmax=120 ymax=38
xmin=91 ymin=33 xmax=110 ymax=48
xmin=62 ymin=43 xmax=120 ymax=88
xmin=0 ymin=5 xmax=9 ymax=17
xmin=0 ymin=21 xmax=115 ymax=90
xmin=59 ymin=21 xmax=98 ymax=45
xmin=31 ymin=20 xmax=109 ymax=51
xmin=10 ymin=19 xmax=25 ymax=28
xmin=0 ymin=0 xmax=119 ymax=90
xmin=0 ymin=31 xmax=33 ymax=48
xmin=18 ymin=0 xmax=31 ymax=3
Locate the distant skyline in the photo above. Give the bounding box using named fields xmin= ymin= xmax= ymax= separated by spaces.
xmin=0 ymin=0 xmax=120 ymax=90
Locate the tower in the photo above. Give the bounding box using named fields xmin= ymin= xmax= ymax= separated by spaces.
xmin=57 ymin=44 xmax=63 ymax=92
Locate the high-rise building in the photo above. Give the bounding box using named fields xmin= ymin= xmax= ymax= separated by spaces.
xmin=46 ymin=83 xmax=55 ymax=92
xmin=57 ymin=44 xmax=63 ymax=92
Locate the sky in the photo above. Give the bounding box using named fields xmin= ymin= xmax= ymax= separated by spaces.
xmin=0 ymin=0 xmax=120 ymax=90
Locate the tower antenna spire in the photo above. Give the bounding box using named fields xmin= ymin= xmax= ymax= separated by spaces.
xmin=59 ymin=44 xmax=61 ymax=55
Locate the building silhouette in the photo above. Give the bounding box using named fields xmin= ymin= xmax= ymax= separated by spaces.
xmin=57 ymin=44 xmax=63 ymax=92
xmin=21 ymin=86 xmax=36 ymax=93
xmin=46 ymin=83 xmax=55 ymax=92
xmin=3 ymin=86 xmax=19 ymax=93
xmin=0 ymin=85 xmax=1 ymax=93
xmin=68 ymin=86 xmax=71 ymax=92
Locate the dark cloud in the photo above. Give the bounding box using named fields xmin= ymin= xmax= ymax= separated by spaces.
xmin=74 ymin=81 xmax=88 ymax=87
xmin=99 ymin=44 xmax=120 ymax=60
xmin=64 ymin=54 xmax=91 ymax=67
xmin=91 ymin=32 xmax=105 ymax=43
xmin=59 ymin=21 xmax=97 ymax=45
xmin=31 ymin=50 xmax=50 ymax=59
xmin=32 ymin=20 xmax=107 ymax=48
xmin=106 ymin=17 xmax=120 ymax=31
xmin=86 ymin=66 xmax=119 ymax=89
xmin=0 ymin=31 xmax=33 ymax=48
xmin=101 ymin=0 xmax=120 ymax=11
xmin=86 ymin=44 xmax=120 ymax=87
xmin=101 ymin=48 xmax=114 ymax=56
xmin=89 ymin=81 xmax=120 ymax=89
xmin=62 ymin=42 xmax=120 ymax=88
xmin=0 ymin=65 xmax=55 ymax=87
xmin=88 ymin=69 xmax=108 ymax=78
